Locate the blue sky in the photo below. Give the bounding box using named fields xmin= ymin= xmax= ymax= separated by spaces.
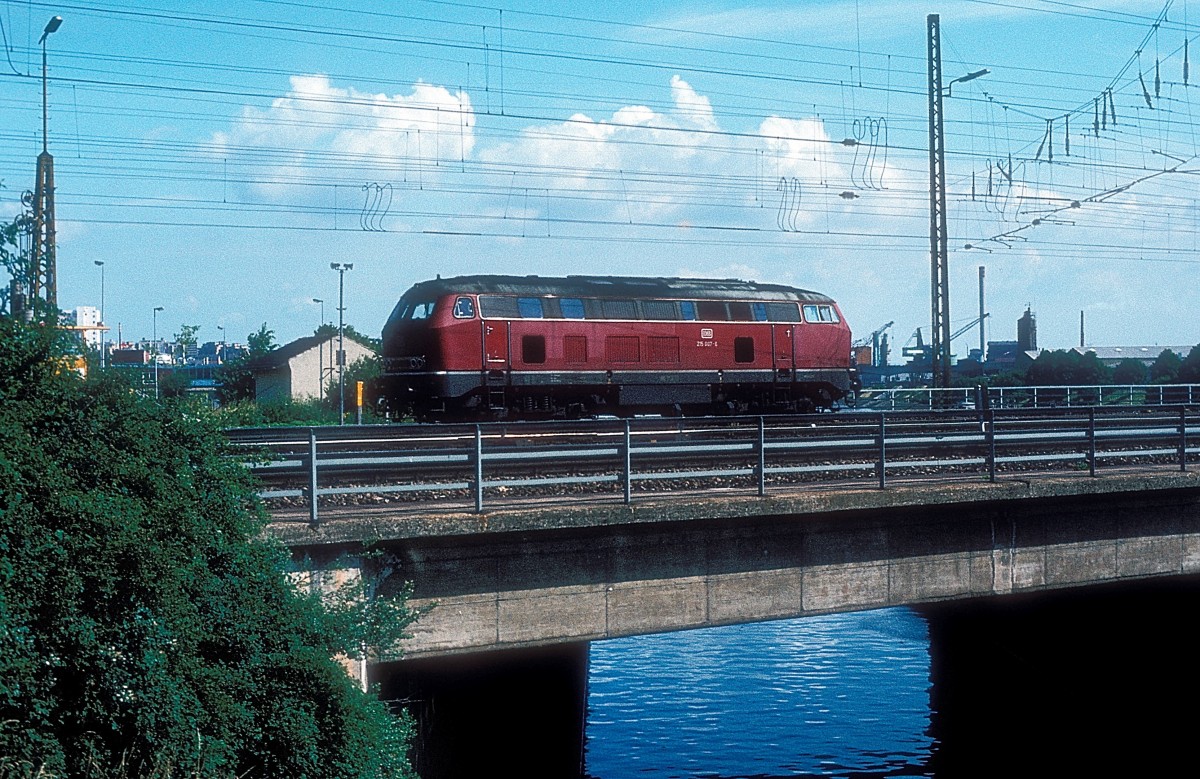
xmin=2 ymin=0 xmax=1196 ymax=354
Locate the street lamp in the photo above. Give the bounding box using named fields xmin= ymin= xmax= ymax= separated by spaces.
xmin=29 ymin=15 xmax=62 ymax=311
xmin=39 ymin=16 xmax=62 ymax=154
xmin=216 ymin=324 xmax=225 ymax=362
xmin=312 ymin=297 xmax=326 ymax=399
xmin=946 ymin=68 xmax=989 ymax=97
xmin=330 ymin=263 xmax=353 ymax=424
xmin=94 ymin=260 xmax=105 ymax=368
xmin=927 ymin=13 xmax=988 ymax=391
xmin=152 ymin=305 xmax=163 ymax=399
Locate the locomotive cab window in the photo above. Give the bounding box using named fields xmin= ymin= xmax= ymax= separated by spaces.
xmin=409 ymin=301 xmax=436 ymax=320
xmin=802 ymin=304 xmax=840 ymax=323
xmin=452 ymin=297 xmax=476 ymax=319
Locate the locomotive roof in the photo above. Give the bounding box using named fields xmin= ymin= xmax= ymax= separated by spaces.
xmin=402 ymin=274 xmax=835 ymax=303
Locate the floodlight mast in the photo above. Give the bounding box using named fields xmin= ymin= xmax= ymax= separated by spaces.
xmin=29 ymin=16 xmax=63 ymax=313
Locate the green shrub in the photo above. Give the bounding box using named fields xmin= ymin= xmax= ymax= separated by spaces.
xmin=0 ymin=318 xmax=416 ymax=778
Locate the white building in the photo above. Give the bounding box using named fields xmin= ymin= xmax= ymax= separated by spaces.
xmin=72 ymin=306 xmax=103 ymax=349
xmin=248 ymin=334 xmax=376 ymax=403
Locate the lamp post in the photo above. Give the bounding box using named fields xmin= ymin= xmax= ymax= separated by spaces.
xmin=312 ymin=297 xmax=325 ymax=399
xmin=330 ymin=263 xmax=353 ymax=424
xmin=927 ymin=12 xmax=988 ymax=390
xmin=94 ymin=260 xmax=105 ymax=368
xmin=29 ymin=15 xmax=62 ymax=310
xmin=216 ymin=324 xmax=225 ymax=362
xmin=152 ymin=305 xmax=163 ymax=399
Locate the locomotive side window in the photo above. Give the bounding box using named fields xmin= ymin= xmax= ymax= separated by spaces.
xmin=679 ymin=301 xmax=697 ymax=320
xmin=697 ymin=301 xmax=728 ymax=321
xmin=752 ymin=303 xmax=768 ymax=321
xmin=409 ymin=301 xmax=436 ymax=320
xmin=522 ymin=335 xmax=546 ymax=364
xmin=560 ymin=298 xmax=586 ymax=319
xmin=542 ymin=298 xmax=563 ymax=318
xmin=517 ymin=297 xmax=545 ymax=318
xmin=479 ymin=295 xmax=520 ymax=319
xmin=602 ymin=299 xmax=638 ymax=320
xmin=820 ymin=306 xmax=840 ymax=323
xmin=453 ymin=297 xmax=476 ymax=319
xmin=728 ymin=301 xmax=753 ymax=321
xmin=641 ymin=300 xmax=676 ymax=320
xmin=765 ymin=302 xmax=800 ymax=322
xmin=583 ymin=299 xmax=605 ymax=319
xmin=734 ymin=337 xmax=755 ymax=363
xmin=564 ymin=335 xmax=587 ymax=363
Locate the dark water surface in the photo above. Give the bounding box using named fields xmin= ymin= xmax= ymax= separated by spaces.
xmin=585 ymin=609 xmax=934 ymax=779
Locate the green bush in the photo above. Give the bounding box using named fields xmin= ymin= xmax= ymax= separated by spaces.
xmin=0 ymin=318 xmax=416 ymax=778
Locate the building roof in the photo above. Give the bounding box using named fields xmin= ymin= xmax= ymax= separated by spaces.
xmin=1072 ymin=346 xmax=1193 ymax=362
xmin=244 ymin=334 xmax=375 ymax=372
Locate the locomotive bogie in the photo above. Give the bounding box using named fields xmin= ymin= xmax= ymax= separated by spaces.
xmin=381 ymin=275 xmax=857 ymax=420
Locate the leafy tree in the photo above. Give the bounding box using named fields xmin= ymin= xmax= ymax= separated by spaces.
xmin=1026 ymin=349 xmax=1111 ymax=386
xmin=327 ymin=355 xmax=385 ymax=421
xmin=247 ymin=322 xmax=277 ymax=355
xmin=1 ymin=215 xmax=35 ymax=320
xmin=1178 ymin=344 xmax=1200 ymax=384
xmin=175 ymin=323 xmax=201 ymax=350
xmin=1112 ymin=358 xmax=1149 ymax=385
xmin=316 ymin=322 xmax=383 ymax=352
xmin=157 ymin=367 xmax=193 ymax=399
xmin=0 ymin=317 xmax=417 ymax=778
xmin=1149 ymin=349 xmax=1183 ymax=383
xmin=216 ymin=323 xmax=278 ymax=405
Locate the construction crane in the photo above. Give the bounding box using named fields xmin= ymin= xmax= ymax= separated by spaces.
xmin=904 ymin=315 xmax=989 ymax=364
xmin=950 ymin=313 xmax=989 ymax=343
xmin=853 ymin=321 xmax=894 ymax=367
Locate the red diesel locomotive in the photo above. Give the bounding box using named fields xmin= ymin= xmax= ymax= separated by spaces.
xmin=381 ymin=275 xmax=857 ymax=419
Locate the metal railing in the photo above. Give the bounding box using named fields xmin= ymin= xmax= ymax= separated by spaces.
xmin=228 ymin=405 xmax=1200 ymax=525
xmin=856 ymin=384 xmax=1200 ymax=411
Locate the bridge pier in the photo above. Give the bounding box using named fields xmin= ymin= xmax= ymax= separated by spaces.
xmin=920 ymin=573 xmax=1200 ymax=774
xmin=375 ymin=642 xmax=589 ymax=779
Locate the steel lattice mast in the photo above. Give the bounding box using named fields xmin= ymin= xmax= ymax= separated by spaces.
xmin=927 ymin=13 xmax=951 ymax=389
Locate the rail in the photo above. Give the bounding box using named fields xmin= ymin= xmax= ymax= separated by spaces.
xmin=227 ymin=406 xmax=1200 ymax=526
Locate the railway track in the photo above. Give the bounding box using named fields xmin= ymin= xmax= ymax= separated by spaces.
xmin=225 ymin=406 xmax=1200 ymax=523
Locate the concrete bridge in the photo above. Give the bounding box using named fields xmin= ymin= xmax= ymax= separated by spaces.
xmin=272 ymin=468 xmax=1200 ymax=659
xmin=269 ymin=467 xmax=1200 ymax=777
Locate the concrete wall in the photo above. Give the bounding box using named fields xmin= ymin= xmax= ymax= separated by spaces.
xmin=277 ymin=471 xmax=1200 ymax=659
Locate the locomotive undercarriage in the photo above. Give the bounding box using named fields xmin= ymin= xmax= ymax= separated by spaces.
xmin=385 ymin=370 xmax=853 ymax=421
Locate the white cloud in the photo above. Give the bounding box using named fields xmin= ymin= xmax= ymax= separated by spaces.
xmin=212 ymin=74 xmax=475 ymax=198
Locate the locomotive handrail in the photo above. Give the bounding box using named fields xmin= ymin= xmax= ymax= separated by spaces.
xmin=227 ymin=406 xmax=1200 ymax=525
